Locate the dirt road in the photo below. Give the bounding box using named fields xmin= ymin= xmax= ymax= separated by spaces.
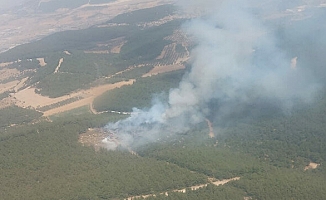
xmin=126 ymin=177 xmax=240 ymax=200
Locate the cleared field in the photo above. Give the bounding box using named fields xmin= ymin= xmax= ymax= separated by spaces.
xmin=142 ymin=63 xmax=185 ymax=77
xmin=0 ymin=81 xmax=19 ymax=94
xmin=43 ymin=80 xmax=134 ymax=116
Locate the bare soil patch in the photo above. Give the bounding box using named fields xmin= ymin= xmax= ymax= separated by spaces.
xmin=304 ymin=162 xmax=320 ymax=171
xmin=142 ymin=63 xmax=185 ymax=77
xmin=36 ymin=58 xmax=47 ymax=67
xmin=54 ymin=58 xmax=64 ymax=73
xmin=12 ymin=79 xmax=133 ymax=116
xmin=43 ymin=79 xmax=134 ymax=116
xmin=64 ymin=51 xmax=71 ymax=55
xmin=13 ymin=77 xmax=29 ymax=92
xmin=126 ymin=177 xmax=241 ymax=200
xmin=0 ymin=62 xmax=14 ymax=68
xmin=84 ymin=50 xmax=109 ymax=54
xmin=0 ymin=68 xmax=20 ymax=81
xmin=13 ymin=86 xmax=72 ymax=109
xmin=0 ymin=80 xmax=19 ymax=94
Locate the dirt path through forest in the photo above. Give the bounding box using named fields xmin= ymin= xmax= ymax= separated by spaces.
xmin=54 ymin=58 xmax=64 ymax=73
xmin=126 ymin=177 xmax=240 ymax=200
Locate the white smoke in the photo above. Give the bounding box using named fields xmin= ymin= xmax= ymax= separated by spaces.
xmin=104 ymin=0 xmax=324 ymax=149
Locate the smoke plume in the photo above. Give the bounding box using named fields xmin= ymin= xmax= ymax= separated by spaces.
xmin=104 ymin=0 xmax=325 ymax=149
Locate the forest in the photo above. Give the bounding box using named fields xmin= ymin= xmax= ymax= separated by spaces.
xmin=0 ymin=7 xmax=181 ymax=97
xmin=1 ymin=3 xmax=326 ymax=200
xmin=107 ymin=4 xmax=176 ymax=24
xmin=93 ymin=70 xmax=185 ymax=112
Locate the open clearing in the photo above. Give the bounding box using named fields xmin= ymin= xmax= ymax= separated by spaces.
xmin=0 ymin=68 xmax=20 ymax=81
xmin=10 ymin=79 xmax=134 ymax=116
xmin=43 ymin=80 xmax=134 ymax=116
xmin=142 ymin=63 xmax=185 ymax=77
xmin=304 ymin=162 xmax=320 ymax=171
xmin=0 ymin=80 xmax=19 ymax=94
xmin=36 ymin=58 xmax=47 ymax=67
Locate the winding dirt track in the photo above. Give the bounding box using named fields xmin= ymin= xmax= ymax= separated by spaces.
xmin=126 ymin=177 xmax=240 ymax=200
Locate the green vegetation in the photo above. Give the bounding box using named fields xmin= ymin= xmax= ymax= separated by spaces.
xmin=108 ymin=4 xmax=176 ymax=24
xmin=120 ymin=20 xmax=182 ymax=62
xmin=0 ymin=106 xmax=42 ymax=128
xmin=0 ymin=114 xmax=206 ymax=200
xmin=233 ymin=168 xmax=326 ymax=200
xmin=218 ymin=95 xmax=326 ymax=169
xmin=0 ymin=91 xmax=10 ymax=100
xmin=1 ymin=4 xmax=326 ymax=199
xmin=36 ymin=73 xmax=93 ymax=97
xmin=0 ymin=15 xmax=182 ymax=97
xmin=48 ymin=105 xmax=92 ymax=121
xmin=0 ymin=26 xmax=135 ymax=62
xmin=141 ymin=145 xmax=265 ymax=179
xmin=93 ymin=70 xmax=185 ymax=112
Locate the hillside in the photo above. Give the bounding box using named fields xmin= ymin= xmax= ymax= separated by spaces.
xmin=0 ymin=1 xmax=326 ymax=200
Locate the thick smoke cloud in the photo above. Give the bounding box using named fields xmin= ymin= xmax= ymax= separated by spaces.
xmin=104 ymin=0 xmax=325 ymax=149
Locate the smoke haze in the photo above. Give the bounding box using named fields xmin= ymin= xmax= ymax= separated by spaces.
xmin=0 ymin=0 xmax=27 ymax=9
xmin=104 ymin=0 xmax=326 ymax=149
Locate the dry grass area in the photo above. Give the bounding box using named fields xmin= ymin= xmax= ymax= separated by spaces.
xmin=9 ymin=78 xmax=133 ymax=116
xmin=0 ymin=80 xmax=19 ymax=94
xmin=0 ymin=97 xmax=15 ymax=109
xmin=142 ymin=63 xmax=185 ymax=77
xmin=13 ymin=86 xmax=72 ymax=109
xmin=43 ymin=79 xmax=134 ymax=116
xmin=13 ymin=77 xmax=29 ymax=93
xmin=304 ymin=162 xmax=320 ymax=171
xmin=0 ymin=0 xmax=173 ymax=53
xmin=0 ymin=62 xmax=14 ymax=68
xmin=0 ymin=68 xmax=20 ymax=81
